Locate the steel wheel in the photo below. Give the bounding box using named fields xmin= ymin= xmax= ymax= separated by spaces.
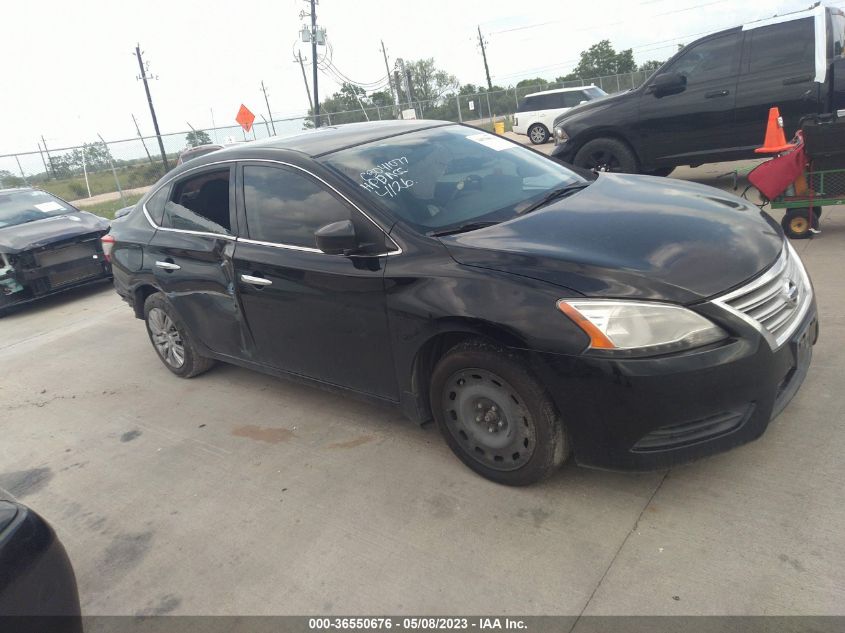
xmin=441 ymin=368 xmax=537 ymax=472
xmin=147 ymin=307 xmax=185 ymax=368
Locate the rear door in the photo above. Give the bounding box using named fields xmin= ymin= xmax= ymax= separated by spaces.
xmin=537 ymin=92 xmax=583 ymax=131
xmin=144 ymin=164 xmax=247 ymax=359
xmin=733 ymin=17 xmax=821 ymax=151
xmin=232 ymin=161 xmax=398 ymax=399
xmin=637 ymin=31 xmax=741 ymax=166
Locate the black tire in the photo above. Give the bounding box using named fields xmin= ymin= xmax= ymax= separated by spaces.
xmin=527 ymin=123 xmax=550 ymax=145
xmin=781 ymin=208 xmax=819 ymax=240
xmin=643 ymin=167 xmax=674 ymax=177
xmin=143 ymin=292 xmax=215 ymax=378
xmin=573 ymin=137 xmax=639 ymax=173
xmin=430 ymin=339 xmax=568 ymax=486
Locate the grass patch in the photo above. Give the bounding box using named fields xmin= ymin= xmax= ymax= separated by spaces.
xmin=74 ymin=193 xmax=144 ymax=220
xmin=34 ymin=162 xmax=168 ymax=201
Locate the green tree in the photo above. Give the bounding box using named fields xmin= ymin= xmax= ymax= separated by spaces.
xmin=638 ymin=60 xmax=665 ymax=73
xmin=517 ymin=77 xmax=548 ymax=89
xmin=558 ymin=40 xmax=638 ymax=82
xmin=405 ymin=58 xmax=458 ymax=115
xmin=186 ymin=130 xmax=212 ymax=147
xmin=0 ymin=169 xmax=25 ymax=188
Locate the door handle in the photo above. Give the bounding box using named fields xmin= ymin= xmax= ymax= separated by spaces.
xmin=783 ymin=75 xmax=813 ymax=86
xmin=240 ymin=274 xmax=272 ymax=287
xmin=704 ymin=89 xmax=730 ymax=98
xmin=155 ymin=260 xmax=181 ymax=271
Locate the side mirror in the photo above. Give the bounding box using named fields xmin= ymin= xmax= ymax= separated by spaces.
xmin=648 ymin=72 xmax=686 ymax=97
xmin=315 ymin=220 xmax=358 ymax=255
xmin=579 ymin=100 xmax=588 ymax=105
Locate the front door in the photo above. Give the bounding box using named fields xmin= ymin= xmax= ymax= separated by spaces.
xmin=637 ymin=31 xmax=741 ymax=167
xmin=232 ymin=162 xmax=398 ymax=400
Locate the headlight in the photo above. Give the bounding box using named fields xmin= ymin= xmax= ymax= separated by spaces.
xmin=557 ymin=300 xmax=728 ymax=356
xmin=554 ymin=126 xmax=568 ymax=143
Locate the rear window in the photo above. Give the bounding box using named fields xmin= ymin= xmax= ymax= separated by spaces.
xmin=583 ymin=86 xmax=608 ymax=99
xmin=747 ymin=18 xmax=815 ymax=73
xmin=0 ymin=190 xmax=77 ymax=229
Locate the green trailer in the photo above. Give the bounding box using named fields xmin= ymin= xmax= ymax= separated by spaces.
xmin=771 ymin=165 xmax=845 ymax=239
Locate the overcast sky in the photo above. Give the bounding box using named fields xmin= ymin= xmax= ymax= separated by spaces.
xmin=0 ymin=0 xmax=830 ymax=154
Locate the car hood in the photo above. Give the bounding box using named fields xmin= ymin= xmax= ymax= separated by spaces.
xmin=439 ymin=173 xmax=784 ymax=304
xmin=0 ymin=212 xmax=109 ymax=253
xmin=552 ymin=90 xmax=633 ymax=128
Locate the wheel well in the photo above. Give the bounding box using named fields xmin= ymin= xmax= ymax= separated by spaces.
xmin=409 ymin=324 xmax=527 ymax=422
xmin=133 ymin=284 xmax=159 ymax=319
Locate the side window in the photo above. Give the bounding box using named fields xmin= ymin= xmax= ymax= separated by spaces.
xmin=242 ymin=165 xmax=351 ymax=248
xmin=562 ymin=91 xmax=586 ymax=107
xmin=747 ymin=18 xmax=815 ymax=73
xmin=666 ymin=32 xmax=740 ymax=84
xmin=518 ymin=96 xmax=538 ymax=112
xmin=162 ymin=169 xmax=232 ymax=235
xmin=144 ymin=185 xmax=170 ymax=225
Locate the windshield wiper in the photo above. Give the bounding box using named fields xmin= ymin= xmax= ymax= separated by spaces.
xmin=516 ymin=183 xmax=590 ymax=216
xmin=428 ymin=221 xmax=500 ymax=237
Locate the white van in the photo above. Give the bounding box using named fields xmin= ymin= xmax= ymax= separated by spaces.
xmin=513 ymin=86 xmax=607 ymax=144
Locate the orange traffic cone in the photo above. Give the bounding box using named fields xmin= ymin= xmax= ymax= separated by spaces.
xmin=754 ymin=107 xmax=796 ymax=154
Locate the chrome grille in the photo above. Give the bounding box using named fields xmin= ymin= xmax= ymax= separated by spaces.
xmin=713 ymin=243 xmax=813 ymax=350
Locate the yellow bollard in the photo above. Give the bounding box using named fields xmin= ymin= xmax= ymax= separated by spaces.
xmin=493 ymin=121 xmax=505 ymax=135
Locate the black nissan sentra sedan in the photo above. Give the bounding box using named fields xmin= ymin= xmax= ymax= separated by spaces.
xmin=0 ymin=188 xmax=111 ymax=316
xmin=106 ymin=120 xmax=817 ymax=485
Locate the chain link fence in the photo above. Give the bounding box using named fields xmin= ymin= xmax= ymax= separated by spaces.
xmin=0 ymin=69 xmax=653 ymax=203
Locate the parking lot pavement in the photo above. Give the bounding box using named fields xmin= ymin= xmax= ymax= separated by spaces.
xmin=1 ymin=174 xmax=844 ymax=616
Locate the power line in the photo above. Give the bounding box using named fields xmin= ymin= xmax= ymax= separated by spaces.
xmin=489 ymin=0 xmax=731 ymax=36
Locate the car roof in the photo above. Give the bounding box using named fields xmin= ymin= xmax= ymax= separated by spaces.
xmin=213 ymin=119 xmax=452 ymax=160
xmin=0 ymin=187 xmax=36 ymax=196
xmin=524 ymin=86 xmax=595 ymax=98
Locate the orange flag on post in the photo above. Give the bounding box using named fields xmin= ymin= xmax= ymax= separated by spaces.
xmin=236 ymin=104 xmax=255 ymax=133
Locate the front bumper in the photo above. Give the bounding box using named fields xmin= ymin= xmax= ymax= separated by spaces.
xmin=550 ymin=140 xmax=576 ymax=163
xmin=531 ymin=301 xmax=818 ymax=471
xmin=1 ymin=237 xmax=111 ymax=310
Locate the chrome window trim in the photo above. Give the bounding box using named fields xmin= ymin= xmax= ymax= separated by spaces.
xmin=711 ymin=242 xmax=814 ymax=350
xmin=141 ymin=158 xmax=402 ymax=256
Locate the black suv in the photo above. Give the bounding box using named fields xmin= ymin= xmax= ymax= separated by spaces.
xmin=107 ymin=121 xmax=817 ymax=485
xmin=552 ymin=5 xmax=845 ymax=174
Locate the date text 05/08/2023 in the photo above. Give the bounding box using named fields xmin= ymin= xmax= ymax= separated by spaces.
xmin=308 ymin=617 xmax=528 ymax=630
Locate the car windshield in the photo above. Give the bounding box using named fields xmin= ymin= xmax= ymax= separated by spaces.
xmin=0 ymin=190 xmax=78 ymax=229
xmin=321 ymin=125 xmax=587 ymax=234
xmin=583 ymin=86 xmax=608 ymax=99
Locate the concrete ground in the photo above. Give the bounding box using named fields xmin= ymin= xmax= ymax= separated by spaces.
xmin=1 ymin=159 xmax=843 ymax=617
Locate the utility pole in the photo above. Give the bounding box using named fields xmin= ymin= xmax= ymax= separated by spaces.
xmin=36 ymin=142 xmax=50 ymax=178
xmin=135 ymin=44 xmax=169 ymax=171
xmin=477 ymin=26 xmax=493 ymax=90
xmin=380 ymin=40 xmax=399 ymax=115
xmin=131 ymin=114 xmax=154 ymax=165
xmin=310 ymin=0 xmax=320 ymax=127
xmin=40 ymin=135 xmax=56 ymax=179
xmin=261 ymin=81 xmax=277 ymax=135
xmin=398 ymin=58 xmax=413 ymax=110
xmin=296 ymin=51 xmax=314 ymax=112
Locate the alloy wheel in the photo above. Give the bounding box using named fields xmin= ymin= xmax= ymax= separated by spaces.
xmin=148 ymin=307 xmax=186 ymax=368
